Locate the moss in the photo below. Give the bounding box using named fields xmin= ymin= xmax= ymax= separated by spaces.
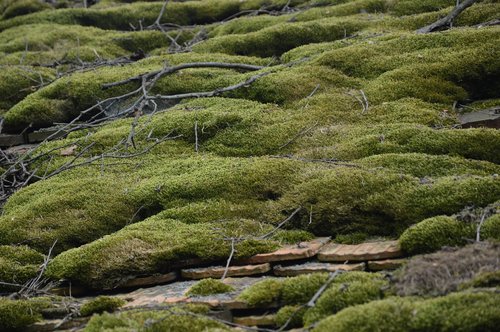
xmin=281 ymin=273 xmax=330 ymax=304
xmin=0 ymin=245 xmax=44 ymax=291
xmin=275 ymin=305 xmax=306 ymax=329
xmin=399 ymin=216 xmax=473 ymax=255
xmin=84 ymin=307 xmax=227 ymax=332
xmin=80 ymin=296 xmax=126 ymax=317
xmin=303 ymin=278 xmax=387 ymax=326
xmin=482 ymin=214 xmax=500 ymax=240
xmin=0 ymin=297 xmax=52 ymax=331
xmin=334 ymin=232 xmax=368 ymax=244
xmin=0 ymin=65 xmax=55 ymax=110
xmin=1 ymin=0 xmax=51 ymax=20
xmin=195 ymin=16 xmax=368 ymax=57
xmin=313 ymin=292 xmax=500 ymax=332
xmin=460 ymin=270 xmax=500 ymax=289
xmin=45 ymin=217 xmax=280 ymax=289
xmin=238 ymin=278 xmax=282 ymax=307
xmin=186 ymin=279 xmax=235 ymax=297
xmin=356 ymin=153 xmax=500 ymax=178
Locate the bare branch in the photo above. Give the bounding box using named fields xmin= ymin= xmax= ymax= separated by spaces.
xmin=417 ymin=0 xmax=480 ymax=33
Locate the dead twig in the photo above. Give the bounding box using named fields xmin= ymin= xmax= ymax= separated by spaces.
xmin=417 ymin=0 xmax=480 ymax=33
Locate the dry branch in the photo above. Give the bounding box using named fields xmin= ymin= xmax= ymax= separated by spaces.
xmin=417 ymin=0 xmax=480 ymax=33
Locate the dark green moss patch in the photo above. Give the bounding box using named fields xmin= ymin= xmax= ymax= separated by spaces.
xmin=80 ymin=296 xmax=126 ymax=317
xmin=0 ymin=297 xmax=52 ymax=331
xmin=0 ymin=245 xmax=44 ymax=292
xmin=186 ymin=279 xmax=235 ymax=297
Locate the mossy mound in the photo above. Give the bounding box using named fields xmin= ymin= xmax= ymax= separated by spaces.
xmin=313 ymin=291 xmax=500 ymax=332
xmin=0 ymin=245 xmax=44 ymax=292
xmin=84 ymin=306 xmax=227 ymax=332
xmin=45 ymin=217 xmax=281 ymax=289
xmin=399 ymin=211 xmax=500 ymax=255
xmin=186 ymin=279 xmax=235 ymax=297
xmin=0 ymin=0 xmax=51 ymax=20
xmin=0 ymin=297 xmax=52 ymax=331
xmin=80 ymin=296 xmax=126 ymax=317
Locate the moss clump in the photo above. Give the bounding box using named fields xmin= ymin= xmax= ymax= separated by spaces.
xmin=80 ymin=296 xmax=126 ymax=317
xmin=0 ymin=245 xmax=44 ymax=291
xmin=281 ymin=273 xmax=330 ymax=304
xmin=0 ymin=297 xmax=52 ymax=331
xmin=45 ymin=217 xmax=280 ymax=289
xmin=460 ymin=270 xmax=500 ymax=289
xmin=0 ymin=66 xmax=55 ymax=110
xmin=399 ymin=216 xmax=472 ymax=255
xmin=398 ymin=214 xmax=496 ymax=255
xmin=1 ymin=0 xmax=51 ymax=20
xmin=275 ymin=305 xmax=306 ymax=329
xmin=84 ymin=307 xmax=227 ymax=332
xmin=195 ymin=16 xmax=367 ymax=57
xmin=313 ymin=292 xmax=500 ymax=332
xmin=238 ymin=278 xmax=283 ymax=307
xmin=303 ymin=278 xmax=387 ymax=326
xmin=186 ymin=279 xmax=235 ymax=297
xmin=356 ymin=153 xmax=500 ymax=178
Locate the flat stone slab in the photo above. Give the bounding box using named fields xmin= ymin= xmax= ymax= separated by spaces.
xmin=237 ymin=237 xmax=330 ymax=264
xmin=182 ymin=263 xmax=271 ymax=279
xmin=458 ymin=107 xmax=500 ymax=129
xmin=273 ymin=262 xmax=365 ymax=277
xmin=118 ymin=277 xmax=277 ymax=310
xmin=368 ymin=258 xmax=407 ymax=271
xmin=234 ymin=314 xmax=276 ymax=326
xmin=318 ymin=241 xmax=403 ymax=262
xmin=118 ymin=272 xmax=177 ymax=289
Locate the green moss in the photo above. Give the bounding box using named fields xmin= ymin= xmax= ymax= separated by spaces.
xmin=281 ymin=273 xmax=330 ymax=304
xmin=0 ymin=297 xmax=52 ymax=331
xmin=186 ymin=279 xmax=235 ymax=297
xmin=80 ymin=296 xmax=126 ymax=317
xmin=334 ymin=232 xmax=368 ymax=244
xmin=0 ymin=245 xmax=44 ymax=291
xmin=195 ymin=16 xmax=368 ymax=57
xmin=356 ymin=153 xmax=500 ymax=178
xmin=1 ymin=0 xmax=51 ymax=20
xmin=84 ymin=307 xmax=227 ymax=332
xmin=275 ymin=305 xmax=306 ymax=329
xmin=45 ymin=217 xmax=279 ymax=289
xmin=460 ymin=270 xmax=500 ymax=289
xmin=238 ymin=278 xmax=282 ymax=307
xmin=482 ymin=214 xmax=500 ymax=240
xmin=399 ymin=216 xmax=472 ymax=255
xmin=313 ymin=292 xmax=500 ymax=332
xmin=303 ymin=278 xmax=387 ymax=326
xmin=0 ymin=65 xmax=55 ymax=110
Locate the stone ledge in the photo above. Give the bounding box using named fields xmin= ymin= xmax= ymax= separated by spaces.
xmin=318 ymin=241 xmax=403 ymax=262
xmin=274 ymin=262 xmax=365 ymax=277
xmin=237 ymin=237 xmax=330 ymax=264
xmin=181 ymin=263 xmax=271 ymax=279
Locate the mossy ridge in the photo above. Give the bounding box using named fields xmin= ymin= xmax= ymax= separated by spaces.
xmin=0 ymin=297 xmax=52 ymax=331
xmin=399 ymin=212 xmax=500 ymax=255
xmin=0 ymin=245 xmax=44 ymax=292
xmin=313 ymin=292 xmax=500 ymax=332
xmin=269 ymin=166 xmax=500 ymax=237
xmin=356 ymin=153 xmax=500 ymax=178
xmin=0 ymin=23 xmax=166 ymax=65
xmin=80 ymin=296 xmax=126 ymax=317
xmin=296 ymin=124 xmax=500 ymax=163
xmin=0 ymin=170 xmax=138 ymax=253
xmin=0 ymin=0 xmax=307 ymax=32
xmin=0 ymin=0 xmax=51 ymax=20
xmin=238 ymin=271 xmax=382 ymax=307
xmin=195 ymin=16 xmax=369 ymax=57
xmin=83 ymin=306 xmax=227 ymax=332
xmin=0 ymin=65 xmax=55 ymax=110
xmin=2 ymin=53 xmax=271 ymax=132
xmin=186 ymin=279 xmax=235 ymax=297
xmin=45 ymin=217 xmax=280 ymax=289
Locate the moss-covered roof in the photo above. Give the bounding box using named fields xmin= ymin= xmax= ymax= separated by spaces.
xmin=0 ymin=0 xmax=499 ymax=330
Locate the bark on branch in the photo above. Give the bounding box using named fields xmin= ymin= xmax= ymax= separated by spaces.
xmin=417 ymin=0 xmax=480 ymax=33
